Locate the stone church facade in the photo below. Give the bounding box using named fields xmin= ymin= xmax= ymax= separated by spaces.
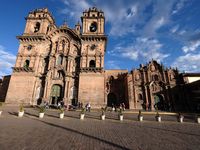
xmin=127 ymin=61 xmax=183 ymax=110
xmin=5 ymin=7 xmax=107 ymax=108
xmin=4 ymin=7 xmax=187 ymax=110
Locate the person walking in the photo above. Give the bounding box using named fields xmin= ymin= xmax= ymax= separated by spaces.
xmin=88 ymin=102 xmax=91 ymax=112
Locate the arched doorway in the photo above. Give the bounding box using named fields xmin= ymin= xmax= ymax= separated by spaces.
xmin=50 ymin=85 xmax=62 ymax=105
xmin=70 ymin=86 xmax=78 ymax=105
xmin=154 ymin=94 xmax=164 ymax=110
xmin=137 ymin=93 xmax=145 ymax=110
xmin=35 ymin=87 xmax=41 ymax=105
xmin=107 ymin=93 xmax=117 ymax=107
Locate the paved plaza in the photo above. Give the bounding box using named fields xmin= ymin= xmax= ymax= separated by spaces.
xmin=0 ymin=106 xmax=200 ymax=150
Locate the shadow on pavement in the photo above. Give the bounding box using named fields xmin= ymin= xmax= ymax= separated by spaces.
xmin=84 ymin=113 xmax=101 ymax=120
xmin=64 ymin=114 xmax=79 ymax=119
xmin=28 ymin=116 xmax=131 ymax=150
xmin=132 ymin=123 xmax=200 ymax=137
xmin=45 ymin=113 xmax=59 ymax=119
xmin=25 ymin=112 xmax=38 ymax=118
xmin=8 ymin=112 xmax=18 ymax=116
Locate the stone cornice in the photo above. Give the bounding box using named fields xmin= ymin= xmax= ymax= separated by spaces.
xmin=81 ymin=35 xmax=107 ymax=41
xmin=17 ymin=34 xmax=48 ymax=42
xmin=80 ymin=67 xmax=103 ymax=73
xmin=12 ymin=67 xmax=34 ymax=72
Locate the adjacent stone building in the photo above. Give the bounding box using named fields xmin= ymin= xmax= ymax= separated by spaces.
xmin=3 ymin=7 xmax=200 ymax=111
xmin=127 ymin=60 xmax=184 ymax=111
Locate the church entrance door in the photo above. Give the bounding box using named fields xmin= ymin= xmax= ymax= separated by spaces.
xmin=51 ymin=85 xmax=62 ymax=105
xmin=107 ymin=93 xmax=117 ymax=107
xmin=154 ymin=94 xmax=164 ymax=110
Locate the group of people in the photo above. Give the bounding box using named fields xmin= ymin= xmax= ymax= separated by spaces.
xmin=77 ymin=102 xmax=91 ymax=112
xmin=85 ymin=103 xmax=91 ymax=112
xmin=42 ymin=100 xmax=126 ymax=112
xmin=43 ymin=100 xmax=65 ymax=109
xmin=112 ymin=103 xmax=126 ymax=111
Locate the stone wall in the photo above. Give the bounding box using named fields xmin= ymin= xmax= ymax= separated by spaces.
xmin=5 ymin=74 xmax=36 ymax=105
xmin=78 ymin=73 xmax=105 ymax=108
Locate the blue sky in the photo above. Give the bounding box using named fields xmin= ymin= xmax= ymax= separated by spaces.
xmin=0 ymin=0 xmax=200 ymax=77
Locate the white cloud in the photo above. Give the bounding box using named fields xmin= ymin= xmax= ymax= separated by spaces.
xmin=122 ymin=50 xmax=139 ymax=60
xmin=172 ymin=53 xmax=200 ymax=72
xmin=155 ymin=17 xmax=165 ymax=29
xmin=141 ymin=0 xmax=177 ymax=38
xmin=172 ymin=0 xmax=188 ymax=14
xmin=111 ymin=37 xmax=169 ymax=62
xmin=59 ymin=0 xmax=192 ymax=39
xmin=60 ymin=0 xmax=177 ymax=37
xmin=60 ymin=0 xmax=91 ymax=19
xmin=182 ymin=40 xmax=200 ymax=53
xmin=136 ymin=38 xmax=169 ymax=62
xmin=0 ymin=45 xmax=16 ymax=77
xmin=170 ymin=25 xmax=179 ymax=33
xmin=102 ymin=1 xmax=143 ymax=36
xmin=178 ymin=29 xmax=186 ymax=35
xmin=105 ymin=60 xmax=121 ymax=69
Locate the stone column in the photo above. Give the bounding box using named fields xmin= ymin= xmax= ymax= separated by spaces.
xmin=150 ymin=87 xmax=155 ymax=111
xmin=62 ymin=56 xmax=66 ymax=69
xmin=67 ymin=80 xmax=71 ymax=104
xmin=34 ymin=55 xmax=40 ymax=74
xmin=63 ymin=78 xmax=69 ymax=105
xmin=100 ymin=55 xmax=102 ymax=68
xmin=43 ymin=78 xmax=49 ymax=102
xmin=133 ymin=86 xmax=136 ymax=109
xmin=163 ymin=71 xmax=166 ymax=83
xmin=143 ymin=71 xmax=147 ymax=83
xmin=67 ymin=59 xmax=71 ymax=72
xmin=31 ymin=78 xmax=39 ymax=105
xmin=145 ymin=86 xmax=149 ymax=110
xmin=86 ymin=55 xmax=88 ymax=67
xmin=69 ymin=60 xmax=72 ymax=73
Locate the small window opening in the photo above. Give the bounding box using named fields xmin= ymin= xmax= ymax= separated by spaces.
xmin=89 ymin=60 xmax=96 ymax=68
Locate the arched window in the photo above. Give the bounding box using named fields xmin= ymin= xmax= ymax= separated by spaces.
xmin=89 ymin=60 xmax=96 ymax=67
xmin=154 ymin=75 xmax=159 ymax=81
xmin=138 ymin=94 xmax=143 ymax=100
xmin=56 ymin=55 xmax=62 ymax=65
xmin=90 ymin=22 xmax=97 ymax=32
xmin=24 ymin=59 xmax=30 ymax=68
xmin=109 ymin=76 xmax=114 ymax=84
xmin=34 ymin=22 xmax=40 ymax=33
xmin=46 ymin=25 xmax=51 ymax=34
xmin=170 ymin=74 xmax=174 ymax=80
xmin=135 ymin=74 xmax=140 ymax=81
xmin=152 ymin=74 xmax=159 ymax=81
xmin=57 ymin=71 xmax=60 ymax=78
xmin=62 ymin=40 xmax=65 ymax=50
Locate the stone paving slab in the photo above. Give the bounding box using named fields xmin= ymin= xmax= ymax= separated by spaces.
xmin=0 ymin=106 xmax=200 ymax=150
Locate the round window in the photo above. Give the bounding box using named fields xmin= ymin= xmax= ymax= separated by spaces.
xmin=90 ymin=44 xmax=96 ymax=51
xmin=27 ymin=45 xmax=32 ymax=50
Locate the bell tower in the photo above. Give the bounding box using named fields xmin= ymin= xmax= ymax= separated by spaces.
xmin=81 ymin=7 xmax=105 ymax=35
xmin=24 ymin=8 xmax=55 ymax=34
xmin=78 ymin=7 xmax=107 ymax=108
xmin=6 ymin=8 xmax=56 ymax=105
